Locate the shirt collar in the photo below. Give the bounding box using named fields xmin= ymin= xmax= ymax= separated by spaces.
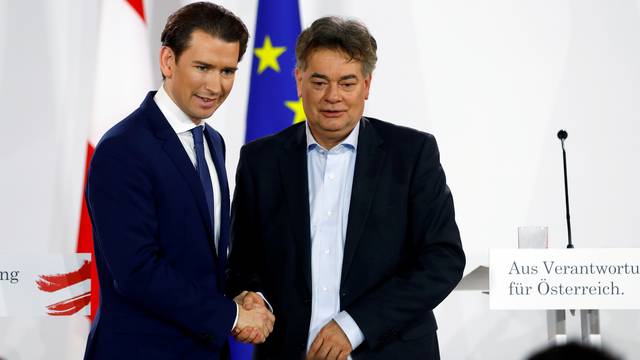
xmin=305 ymin=119 xmax=360 ymax=152
xmin=154 ymin=84 xmax=205 ymax=134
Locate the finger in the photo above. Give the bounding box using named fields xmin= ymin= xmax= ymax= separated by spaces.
xmin=242 ymin=328 xmax=259 ymax=343
xmin=254 ymin=331 xmax=267 ymax=344
xmin=249 ymin=326 xmax=266 ymax=344
xmin=337 ymin=351 xmax=349 ymax=360
xmin=326 ymin=346 xmax=342 ymax=360
xmin=234 ymin=327 xmax=253 ymax=342
xmin=245 ymin=292 xmax=266 ymax=310
xmin=249 ymin=292 xmax=266 ymax=306
xmin=319 ymin=341 xmax=334 ymax=359
xmin=307 ymin=336 xmax=324 ymax=360
xmin=266 ymin=314 xmax=275 ymax=332
xmin=266 ymin=318 xmax=274 ymax=334
xmin=261 ymin=324 xmax=272 ymax=340
xmin=234 ymin=291 xmax=248 ymax=304
xmin=243 ymin=294 xmax=256 ymax=307
xmin=231 ymin=325 xmax=246 ymax=338
xmin=258 ymin=309 xmax=274 ymax=326
xmin=245 ymin=328 xmax=260 ymax=344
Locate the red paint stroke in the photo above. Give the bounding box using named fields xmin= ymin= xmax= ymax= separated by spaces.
xmin=36 ymin=260 xmax=91 ymax=292
xmin=45 ymin=291 xmax=91 ymax=316
xmin=36 ymin=260 xmax=92 ymax=316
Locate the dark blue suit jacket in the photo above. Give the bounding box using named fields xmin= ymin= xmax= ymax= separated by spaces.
xmin=84 ymin=92 xmax=236 ymax=360
xmin=228 ymin=118 xmax=465 ymax=359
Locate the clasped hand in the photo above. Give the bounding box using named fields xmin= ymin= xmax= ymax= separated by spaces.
xmin=306 ymin=320 xmax=352 ymax=360
xmin=232 ymin=291 xmax=275 ymax=344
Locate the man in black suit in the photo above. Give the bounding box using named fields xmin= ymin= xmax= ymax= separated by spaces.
xmin=227 ymin=16 xmax=465 ymax=360
xmin=84 ymin=3 xmax=273 ymax=359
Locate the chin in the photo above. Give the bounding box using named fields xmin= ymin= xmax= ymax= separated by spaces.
xmin=319 ymin=118 xmax=347 ymax=127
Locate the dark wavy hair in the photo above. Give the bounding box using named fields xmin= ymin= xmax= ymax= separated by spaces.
xmin=295 ymin=16 xmax=377 ymax=75
xmin=161 ymin=2 xmax=249 ymax=63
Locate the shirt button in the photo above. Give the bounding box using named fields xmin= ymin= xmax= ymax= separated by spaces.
xmin=327 ymin=211 xmax=332 ymax=216
xmin=322 ymin=287 xmax=328 ymax=292
xmin=324 ymin=249 xmax=330 ymax=254
xmin=328 ymin=174 xmax=335 ymax=180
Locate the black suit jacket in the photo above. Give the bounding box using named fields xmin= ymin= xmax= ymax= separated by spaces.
xmin=84 ymin=92 xmax=236 ymax=360
xmin=227 ymin=117 xmax=465 ymax=359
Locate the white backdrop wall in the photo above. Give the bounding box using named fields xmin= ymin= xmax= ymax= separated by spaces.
xmin=1 ymin=0 xmax=639 ymax=359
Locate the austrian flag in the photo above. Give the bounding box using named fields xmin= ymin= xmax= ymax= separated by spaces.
xmin=76 ymin=0 xmax=153 ymax=321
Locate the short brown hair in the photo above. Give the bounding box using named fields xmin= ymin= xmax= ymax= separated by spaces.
xmin=161 ymin=2 xmax=249 ymax=62
xmin=295 ymin=16 xmax=377 ymax=75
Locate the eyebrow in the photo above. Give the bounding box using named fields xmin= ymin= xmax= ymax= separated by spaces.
xmin=193 ymin=61 xmax=238 ymax=71
xmin=193 ymin=61 xmax=212 ymax=67
xmin=310 ymin=73 xmax=358 ymax=81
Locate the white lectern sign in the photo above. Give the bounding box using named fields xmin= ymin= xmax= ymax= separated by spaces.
xmin=0 ymin=254 xmax=91 ymax=316
xmin=490 ymin=249 xmax=640 ymax=309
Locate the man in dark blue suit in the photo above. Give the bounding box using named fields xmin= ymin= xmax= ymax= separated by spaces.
xmin=83 ymin=3 xmax=274 ymax=359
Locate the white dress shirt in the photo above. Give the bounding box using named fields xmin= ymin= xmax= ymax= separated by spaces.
xmin=306 ymin=121 xmax=365 ymax=356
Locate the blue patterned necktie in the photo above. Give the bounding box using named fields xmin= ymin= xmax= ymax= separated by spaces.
xmin=191 ymin=126 xmax=215 ymax=238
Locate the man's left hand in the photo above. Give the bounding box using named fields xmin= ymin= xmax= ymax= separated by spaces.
xmin=306 ymin=320 xmax=352 ymax=360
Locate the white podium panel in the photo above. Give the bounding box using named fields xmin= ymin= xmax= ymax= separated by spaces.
xmin=490 ymin=249 xmax=640 ymax=310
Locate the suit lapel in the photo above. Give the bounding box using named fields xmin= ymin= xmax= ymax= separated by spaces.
xmin=161 ymin=139 xmax=215 ymax=244
xmin=279 ymin=124 xmax=312 ymax=293
xmin=141 ymin=93 xmax=215 ymax=250
xmin=204 ymin=127 xmax=230 ymax=267
xmin=341 ymin=119 xmax=386 ymax=285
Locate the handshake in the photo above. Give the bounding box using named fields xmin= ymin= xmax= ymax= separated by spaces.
xmin=232 ymin=291 xmax=275 ymax=344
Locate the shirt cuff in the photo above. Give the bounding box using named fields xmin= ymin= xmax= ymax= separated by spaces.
xmin=231 ymin=302 xmax=239 ymax=332
xmin=333 ymin=311 xmax=365 ymax=350
xmin=256 ymin=291 xmax=274 ymax=313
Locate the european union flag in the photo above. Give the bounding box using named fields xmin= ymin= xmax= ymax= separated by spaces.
xmin=230 ymin=1 xmax=302 ymax=359
xmin=244 ymin=0 xmax=304 ymax=143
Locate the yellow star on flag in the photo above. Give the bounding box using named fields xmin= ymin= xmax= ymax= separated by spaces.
xmin=254 ymin=35 xmax=286 ymax=74
xmin=285 ymin=98 xmax=306 ymax=124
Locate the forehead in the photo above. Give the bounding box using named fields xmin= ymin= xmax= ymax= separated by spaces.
xmin=303 ymin=48 xmax=364 ymax=76
xmin=182 ymin=30 xmax=240 ymax=59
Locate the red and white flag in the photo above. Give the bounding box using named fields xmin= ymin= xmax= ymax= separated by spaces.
xmin=77 ymin=0 xmax=154 ymax=320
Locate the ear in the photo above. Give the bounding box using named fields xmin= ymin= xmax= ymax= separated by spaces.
xmin=295 ymin=68 xmax=303 ymax=98
xmin=363 ymin=73 xmax=372 ymax=100
xmin=159 ymin=46 xmax=176 ymax=79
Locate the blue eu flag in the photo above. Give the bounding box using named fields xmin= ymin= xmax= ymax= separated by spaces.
xmin=230 ymin=1 xmax=302 ymax=358
xmin=244 ymin=0 xmax=304 ymax=143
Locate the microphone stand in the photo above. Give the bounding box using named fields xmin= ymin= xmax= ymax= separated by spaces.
xmin=557 ymin=130 xmax=574 ymax=249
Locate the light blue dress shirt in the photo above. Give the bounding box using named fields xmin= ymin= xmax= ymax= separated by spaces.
xmin=305 ymin=121 xmax=365 ymax=355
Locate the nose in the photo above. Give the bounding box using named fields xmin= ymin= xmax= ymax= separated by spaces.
xmin=324 ymin=83 xmax=341 ymax=103
xmin=204 ymin=72 xmax=222 ymax=95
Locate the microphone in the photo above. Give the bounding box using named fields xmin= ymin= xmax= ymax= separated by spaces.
xmin=557 ymin=130 xmax=573 ymax=248
xmin=557 ymin=130 xmax=567 ymax=140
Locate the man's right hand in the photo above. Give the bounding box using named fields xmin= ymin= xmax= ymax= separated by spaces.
xmin=232 ymin=293 xmax=274 ymax=344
